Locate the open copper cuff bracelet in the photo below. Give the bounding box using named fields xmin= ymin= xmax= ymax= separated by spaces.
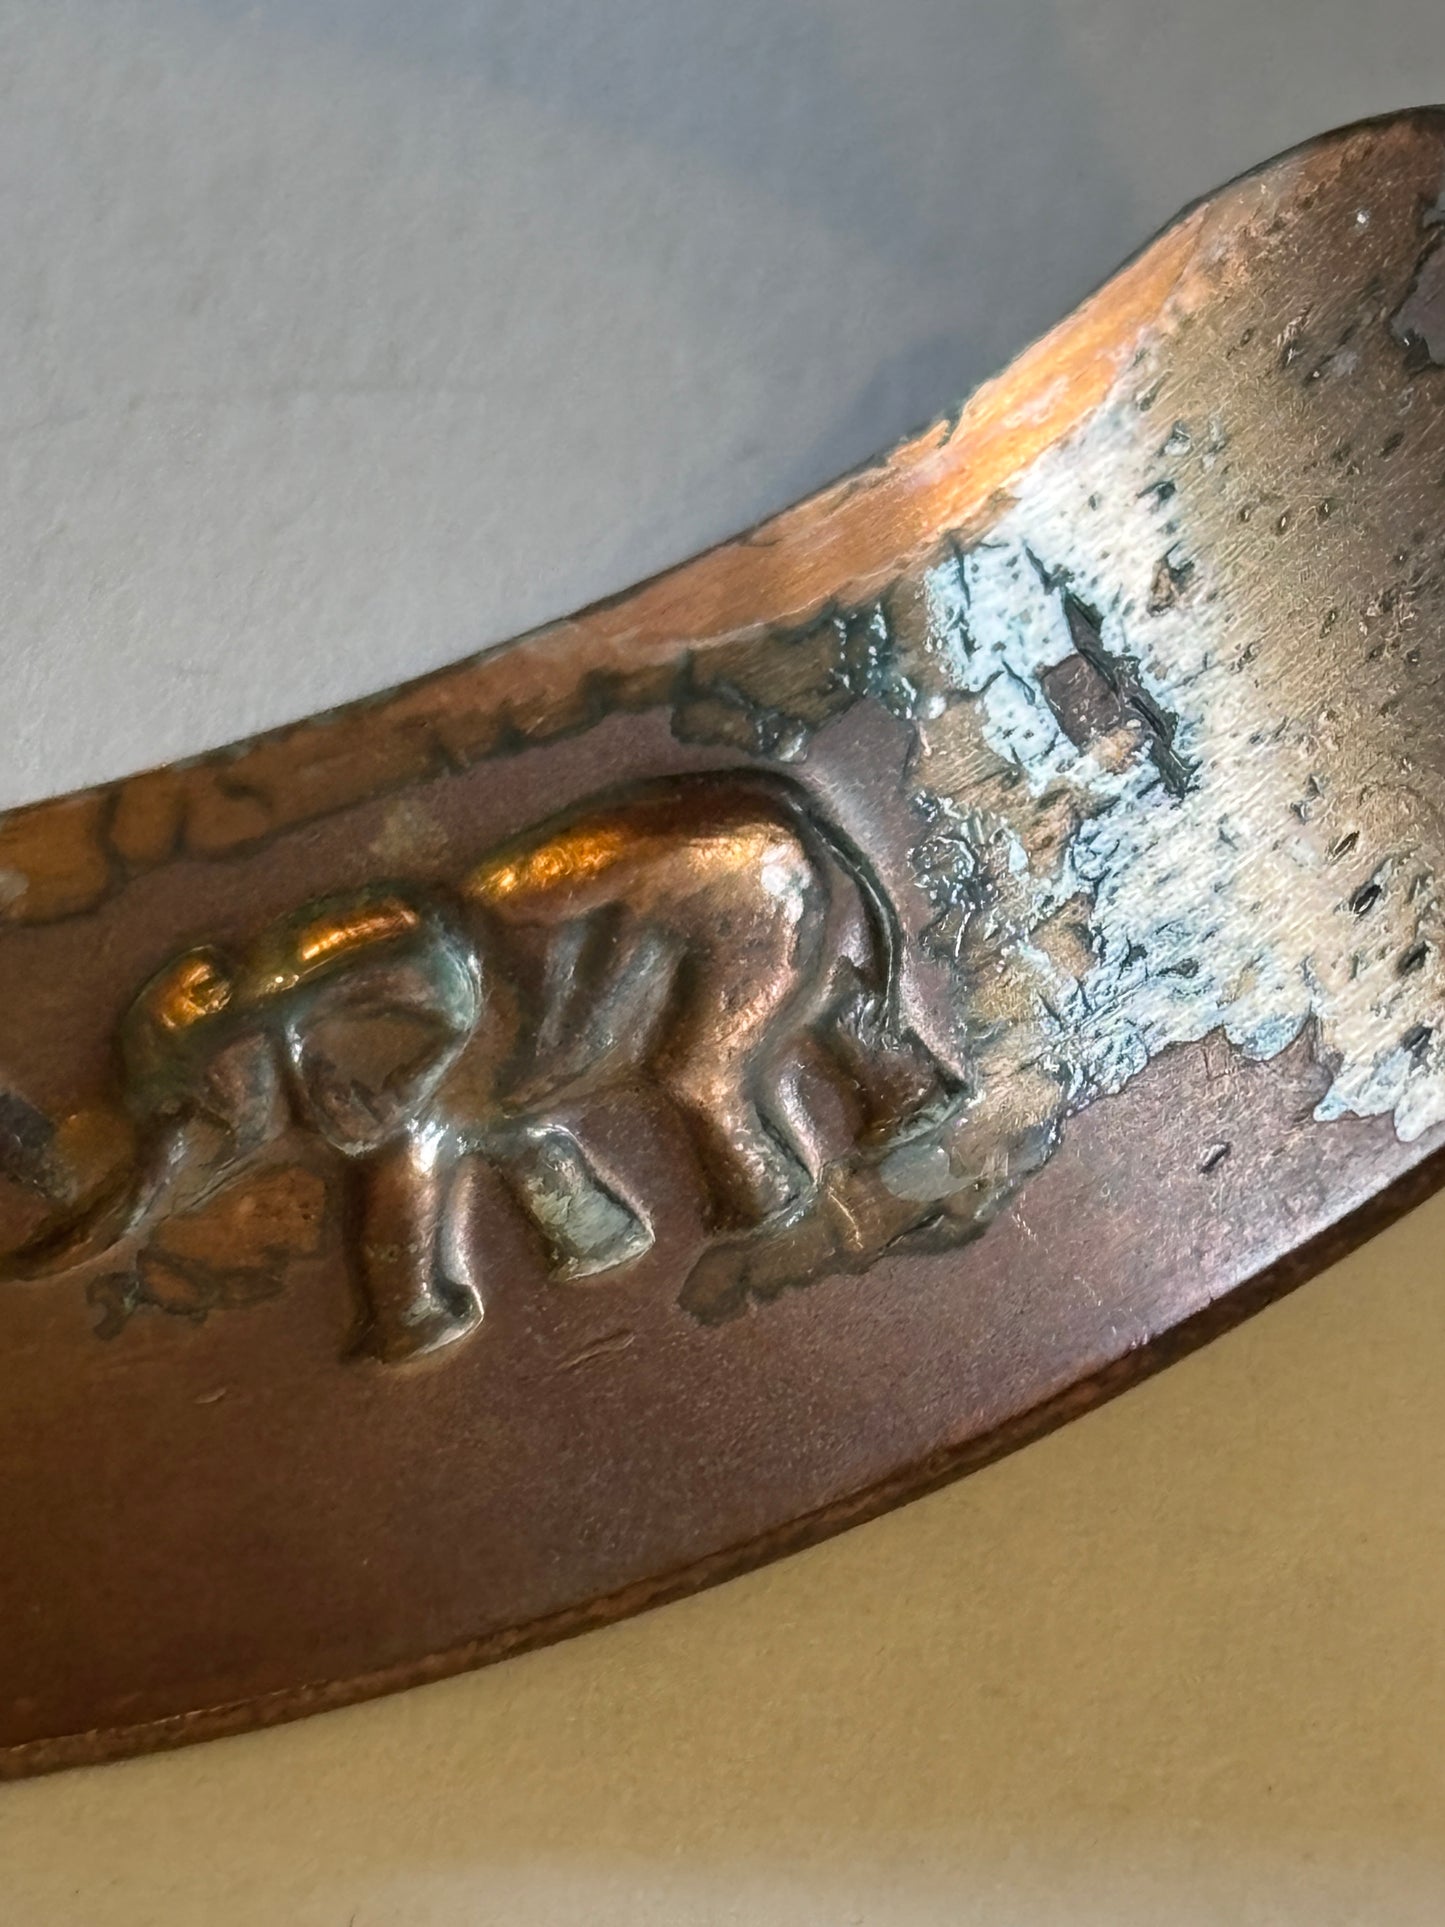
xmin=2 ymin=109 xmax=1444 ymax=1775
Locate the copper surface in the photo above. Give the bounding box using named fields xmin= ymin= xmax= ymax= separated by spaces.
xmin=3 ymin=110 xmax=1445 ymax=1773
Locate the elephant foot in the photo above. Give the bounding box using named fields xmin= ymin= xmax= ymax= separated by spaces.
xmin=498 ymin=1123 xmax=655 ymax=1283
xmin=349 ymin=1286 xmax=482 ymax=1365
xmin=553 ymin=1206 xmax=655 ymax=1282
xmin=866 ymin=1084 xmax=973 ymax=1158
xmin=703 ymin=1134 xmax=814 ymax=1237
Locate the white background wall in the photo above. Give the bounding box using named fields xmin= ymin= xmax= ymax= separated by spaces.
xmin=2 ymin=3 xmax=1445 ymax=1919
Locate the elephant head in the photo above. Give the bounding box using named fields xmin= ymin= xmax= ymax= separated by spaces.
xmin=229 ymin=886 xmax=481 ymax=1158
xmin=6 ymin=887 xmax=484 ymax=1284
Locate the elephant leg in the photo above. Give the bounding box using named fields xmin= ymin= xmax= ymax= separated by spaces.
xmin=822 ymin=1006 xmax=958 ymax=1145
xmin=349 ymin=1127 xmax=481 ymax=1363
xmin=494 ymin=1121 xmax=653 ymax=1281
xmin=658 ymin=957 xmax=813 ymax=1232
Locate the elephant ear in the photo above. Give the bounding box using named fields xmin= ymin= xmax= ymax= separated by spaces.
xmin=267 ymin=891 xmax=481 ymax=1157
xmin=119 ymin=946 xmax=282 ymax=1146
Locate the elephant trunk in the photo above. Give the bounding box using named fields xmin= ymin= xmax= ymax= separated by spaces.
xmin=0 ymin=1117 xmax=199 ymax=1282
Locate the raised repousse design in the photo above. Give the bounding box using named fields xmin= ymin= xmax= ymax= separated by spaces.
xmin=3 ymin=114 xmax=1445 ymax=1775
xmin=1 ymin=773 xmax=965 ymax=1360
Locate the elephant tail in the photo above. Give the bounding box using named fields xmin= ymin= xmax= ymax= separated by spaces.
xmin=819 ymin=815 xmax=908 ymax=1034
xmin=796 ymin=803 xmax=965 ymax=1138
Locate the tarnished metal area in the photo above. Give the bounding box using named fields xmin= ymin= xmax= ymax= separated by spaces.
xmin=2 ymin=110 xmax=1445 ymax=1773
xmin=5 ymin=775 xmax=958 ymax=1359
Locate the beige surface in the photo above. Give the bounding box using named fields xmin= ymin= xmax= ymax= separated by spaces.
xmin=3 ymin=1192 xmax=1444 ymax=1925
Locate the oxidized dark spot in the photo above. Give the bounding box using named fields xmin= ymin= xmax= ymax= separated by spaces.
xmin=1391 ymin=239 xmax=1445 ymax=367
xmin=1398 ymin=942 xmax=1429 ymax=975
xmin=0 ymin=1091 xmax=56 ymax=1194
xmin=1057 ymin=592 xmax=1196 ymax=799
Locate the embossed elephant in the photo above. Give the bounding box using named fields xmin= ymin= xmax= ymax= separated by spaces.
xmin=4 ymin=775 xmax=956 ymax=1361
